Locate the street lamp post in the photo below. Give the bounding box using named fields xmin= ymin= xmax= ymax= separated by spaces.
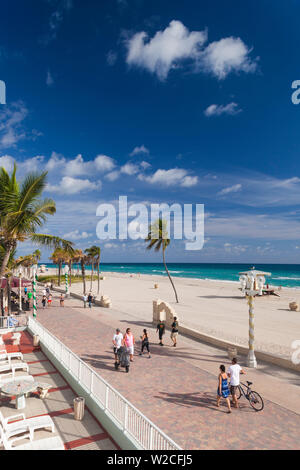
xmin=65 ymin=265 xmax=69 ymax=298
xmin=18 ymin=271 xmax=22 ymax=313
xmin=239 ymin=269 xmax=271 ymax=368
xmin=32 ymin=264 xmax=37 ymax=319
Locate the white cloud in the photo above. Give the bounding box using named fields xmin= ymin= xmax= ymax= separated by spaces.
xmin=121 ymin=162 xmax=139 ymax=175
xmin=42 ymin=0 xmax=73 ymax=44
xmin=47 ymin=176 xmax=101 ymax=195
xmin=107 ymin=50 xmax=117 ymax=66
xmin=105 ymin=170 xmax=120 ymax=182
xmin=46 ymin=151 xmax=66 ymax=171
xmin=94 ymin=154 xmax=115 ymax=172
xmin=201 ymin=37 xmax=257 ymax=80
xmin=140 ymin=161 xmax=151 ymax=169
xmin=139 ymin=168 xmax=198 ymax=187
xmin=46 ymin=70 xmax=54 ymax=87
xmin=126 ymin=20 xmax=257 ymax=81
xmin=126 ymin=20 xmax=207 ymax=80
xmin=63 ymin=229 xmax=91 ymax=240
xmin=204 ymin=102 xmax=242 ymax=117
xmin=61 ymin=153 xmax=115 ymax=177
xmin=130 ymin=145 xmax=149 ymax=156
xmin=218 ymin=183 xmax=242 ymax=196
xmin=0 ymin=155 xmax=15 ymax=172
xmin=0 ymin=102 xmax=28 ymax=148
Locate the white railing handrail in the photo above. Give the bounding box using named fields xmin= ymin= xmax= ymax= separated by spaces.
xmin=28 ymin=316 xmax=181 ymax=450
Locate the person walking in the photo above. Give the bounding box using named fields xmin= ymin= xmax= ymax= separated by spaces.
xmin=47 ymin=294 xmax=52 ymax=308
xmin=24 ymin=286 xmax=28 ymax=296
xmin=60 ymin=294 xmax=64 ymax=307
xmin=112 ymin=328 xmax=123 ymax=364
xmin=123 ymin=328 xmax=135 ymax=362
xmin=227 ymin=358 xmax=246 ymax=409
xmin=170 ymin=316 xmax=179 ymax=347
xmin=216 ymin=365 xmax=231 ymax=413
xmin=27 ymin=291 xmax=33 ymax=308
xmin=139 ymin=329 xmax=151 ymax=358
xmin=42 ymin=295 xmax=47 ymax=309
xmin=83 ymin=293 xmax=87 ymax=308
xmin=88 ymin=292 xmax=93 ymax=308
xmin=156 ymin=320 xmax=165 ymax=346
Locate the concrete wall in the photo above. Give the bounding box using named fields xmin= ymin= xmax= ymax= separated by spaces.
xmin=153 ymin=320 xmax=300 ymax=373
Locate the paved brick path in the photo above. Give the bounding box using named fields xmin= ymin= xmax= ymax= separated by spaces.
xmin=33 ymin=288 xmax=300 ymax=450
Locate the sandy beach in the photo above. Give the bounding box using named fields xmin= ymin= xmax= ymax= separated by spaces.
xmin=41 ymin=268 xmax=300 ymax=359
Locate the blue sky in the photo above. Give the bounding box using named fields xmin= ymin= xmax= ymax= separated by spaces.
xmin=1 ymin=0 xmax=300 ymax=263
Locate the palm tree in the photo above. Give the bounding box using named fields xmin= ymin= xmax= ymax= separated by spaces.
xmin=33 ymin=249 xmax=41 ymax=264
xmin=0 ymin=164 xmax=74 ymax=279
xmin=50 ymin=248 xmax=66 ymax=286
xmin=145 ymin=218 xmax=179 ymax=303
xmin=85 ymin=246 xmax=101 ymax=293
xmin=74 ymin=249 xmax=88 ymax=295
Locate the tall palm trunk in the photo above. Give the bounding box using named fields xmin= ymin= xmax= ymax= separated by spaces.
xmin=58 ymin=261 xmax=62 ymax=286
xmin=7 ymin=277 xmax=11 ymax=315
xmin=0 ymin=245 xmax=13 ymax=279
xmin=90 ymin=262 xmax=94 ymax=291
xmin=97 ymin=260 xmax=100 ymax=295
xmin=69 ymin=261 xmax=72 ymax=286
xmin=162 ymin=248 xmax=179 ymax=303
xmin=81 ymin=260 xmax=86 ymax=295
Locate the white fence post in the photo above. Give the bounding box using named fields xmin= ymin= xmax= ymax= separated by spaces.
xmin=105 ymin=386 xmax=109 ymax=410
xmin=124 ymin=403 xmax=128 ymax=432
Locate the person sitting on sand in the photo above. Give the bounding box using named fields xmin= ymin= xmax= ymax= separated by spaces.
xmin=217 ymin=365 xmax=231 ymax=413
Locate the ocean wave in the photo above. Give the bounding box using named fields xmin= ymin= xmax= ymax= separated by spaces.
xmin=274 ymin=276 xmax=300 ymax=281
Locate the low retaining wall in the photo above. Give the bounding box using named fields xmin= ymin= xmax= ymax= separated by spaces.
xmin=154 ymin=320 xmax=300 ymax=373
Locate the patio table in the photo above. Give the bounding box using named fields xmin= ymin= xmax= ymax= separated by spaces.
xmin=1 ymin=379 xmax=37 ymax=410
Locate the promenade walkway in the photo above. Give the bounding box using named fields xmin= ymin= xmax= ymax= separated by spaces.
xmin=33 ymin=287 xmax=300 ymax=450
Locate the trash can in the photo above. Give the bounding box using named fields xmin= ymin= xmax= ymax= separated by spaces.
xmin=33 ymin=335 xmax=40 ymax=347
xmin=74 ymin=397 xmax=85 ymax=420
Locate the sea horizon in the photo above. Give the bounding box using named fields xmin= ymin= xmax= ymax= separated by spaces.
xmin=39 ymin=262 xmax=300 ymax=288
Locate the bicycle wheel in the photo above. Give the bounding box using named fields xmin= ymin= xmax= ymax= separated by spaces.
xmin=236 ymin=386 xmax=242 ymax=400
xmin=248 ymin=391 xmax=264 ymax=411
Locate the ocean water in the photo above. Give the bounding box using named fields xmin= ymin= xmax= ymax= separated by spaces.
xmin=40 ymin=263 xmax=300 ymax=288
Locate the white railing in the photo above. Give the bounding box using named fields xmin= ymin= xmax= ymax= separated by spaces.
xmin=0 ymin=315 xmax=28 ymax=329
xmin=28 ymin=317 xmax=181 ymax=451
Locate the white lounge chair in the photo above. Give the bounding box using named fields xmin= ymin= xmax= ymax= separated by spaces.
xmin=11 ymin=435 xmax=64 ymax=450
xmin=0 ymin=411 xmax=55 ymax=441
xmin=0 ymin=351 xmax=23 ymax=362
xmin=0 ymin=361 xmax=29 ymax=376
xmin=0 ymin=422 xmax=30 ymax=447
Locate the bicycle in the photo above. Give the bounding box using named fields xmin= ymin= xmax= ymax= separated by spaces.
xmin=236 ymin=381 xmax=264 ymax=411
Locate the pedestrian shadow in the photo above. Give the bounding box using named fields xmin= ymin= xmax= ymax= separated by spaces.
xmin=154 ymin=391 xmax=252 ymax=413
xmin=80 ymin=353 xmax=113 ymax=372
